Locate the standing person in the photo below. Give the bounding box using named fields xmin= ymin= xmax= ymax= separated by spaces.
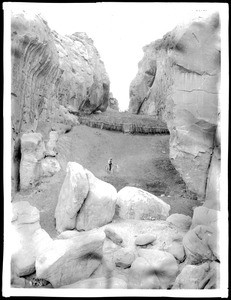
xmin=108 ymin=158 xmax=113 ymax=172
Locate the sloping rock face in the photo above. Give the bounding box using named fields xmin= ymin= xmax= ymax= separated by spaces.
xmin=128 ymin=13 xmax=220 ymax=202
xmin=11 ymin=12 xmax=60 ymax=139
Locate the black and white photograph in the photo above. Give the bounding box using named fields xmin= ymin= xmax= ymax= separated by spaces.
xmin=2 ymin=2 xmax=229 ymax=297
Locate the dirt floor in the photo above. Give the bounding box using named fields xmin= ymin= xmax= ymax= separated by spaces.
xmin=13 ymin=124 xmax=201 ymax=239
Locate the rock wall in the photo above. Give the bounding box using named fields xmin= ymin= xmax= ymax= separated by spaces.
xmin=129 ymin=13 xmax=220 ymax=202
xmin=11 ymin=11 xmax=109 ymax=137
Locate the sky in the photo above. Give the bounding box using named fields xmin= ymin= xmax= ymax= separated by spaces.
xmin=6 ymin=3 xmax=223 ymax=110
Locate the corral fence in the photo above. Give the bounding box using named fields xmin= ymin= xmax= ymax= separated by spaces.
xmin=78 ymin=117 xmax=169 ymax=135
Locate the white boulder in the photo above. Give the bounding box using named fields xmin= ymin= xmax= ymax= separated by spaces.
xmin=76 ymin=170 xmax=117 ymax=231
xmin=55 ymin=162 xmax=89 ymax=233
xmin=116 ymin=187 xmax=170 ymax=220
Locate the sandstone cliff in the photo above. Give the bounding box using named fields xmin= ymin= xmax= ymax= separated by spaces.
xmin=129 ymin=13 xmax=220 ymax=204
xmin=11 ymin=11 xmax=110 ymax=140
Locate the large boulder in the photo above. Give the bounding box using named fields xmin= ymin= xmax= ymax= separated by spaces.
xmin=36 ymin=230 xmax=106 ymax=288
xmin=128 ymin=257 xmax=161 ymax=289
xmin=183 ymin=224 xmax=219 ymax=263
xmin=113 ymin=248 xmax=136 ymax=269
xmin=11 ymin=202 xmax=54 ymax=282
xmin=128 ymin=13 xmax=220 ymax=200
xmin=172 ymin=261 xmax=220 ymax=289
xmin=190 ymin=206 xmax=220 ymax=230
xmin=11 ymin=201 xmax=41 ymax=276
xmin=55 ymin=162 xmax=89 ymax=233
xmin=135 ymin=233 xmax=157 ymax=246
xmin=166 ymin=213 xmax=192 ymax=231
xmin=76 ymin=170 xmax=117 ymax=231
xmin=116 ymin=186 xmax=170 ymax=220
xmin=20 ymin=132 xmax=46 ymax=189
xmin=137 ymin=249 xmax=178 ymax=289
xmin=40 ymin=157 xmax=61 ymax=177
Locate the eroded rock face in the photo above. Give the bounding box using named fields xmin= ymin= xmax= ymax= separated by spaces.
xmin=129 ymin=13 xmax=220 ymax=200
xmin=53 ymin=31 xmax=110 ymax=114
xmin=11 ymin=11 xmax=110 ymax=171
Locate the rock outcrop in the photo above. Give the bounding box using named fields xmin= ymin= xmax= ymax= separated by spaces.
xmin=11 ymin=11 xmax=110 ymax=137
xmin=11 ymin=11 xmax=110 ymax=184
xmin=129 ymin=13 xmax=220 ymax=202
xmin=53 ymin=31 xmax=110 ymax=114
xmin=20 ymin=132 xmax=60 ymax=189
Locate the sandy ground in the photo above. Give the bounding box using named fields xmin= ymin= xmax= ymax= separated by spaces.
xmin=13 ymin=124 xmax=200 ymax=238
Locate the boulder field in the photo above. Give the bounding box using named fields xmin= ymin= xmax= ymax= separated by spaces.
xmin=129 ymin=13 xmax=221 ymax=208
xmin=11 ymin=163 xmax=220 ymax=289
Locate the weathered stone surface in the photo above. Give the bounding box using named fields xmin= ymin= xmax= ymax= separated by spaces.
xmin=204 ymin=123 xmax=221 ymax=209
xmin=55 ymin=162 xmax=89 ymax=233
xmin=11 ymin=11 xmax=110 ymax=176
xmin=183 ymin=224 xmax=219 ymax=263
xmin=128 ymin=257 xmax=161 ymax=289
xmin=138 ymin=249 xmax=178 ymax=288
xmin=166 ymin=213 xmax=192 ymax=231
xmin=129 ymin=13 xmax=220 ymax=200
xmin=116 ymin=186 xmax=170 ymax=220
xmin=173 ymin=261 xmax=220 ymax=289
xmin=191 ymin=206 xmax=220 ymax=230
xmin=11 ymin=12 xmax=60 ymax=138
xmin=11 ymin=201 xmax=40 ymax=276
xmin=45 ymin=130 xmax=59 ymax=156
xmin=165 ymin=241 xmax=185 ymax=262
xmin=40 ymin=157 xmax=61 ymax=177
xmin=135 ymin=233 xmax=157 ymax=246
xmin=53 ymin=31 xmax=110 ymax=115
xmin=60 ymin=276 xmax=127 ymax=289
xmin=76 ymin=170 xmax=117 ymax=231
xmin=36 ymin=230 xmax=106 ymax=288
xmin=172 ymin=262 xmax=210 ymax=289
xmin=104 ymin=227 xmax=124 ymax=246
xmin=113 ymin=248 xmax=136 ymax=268
xmin=11 ymin=259 xmax=26 ymax=288
xmin=108 ymin=93 xmax=119 ymax=111
xmin=20 ymin=132 xmax=46 ymax=189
